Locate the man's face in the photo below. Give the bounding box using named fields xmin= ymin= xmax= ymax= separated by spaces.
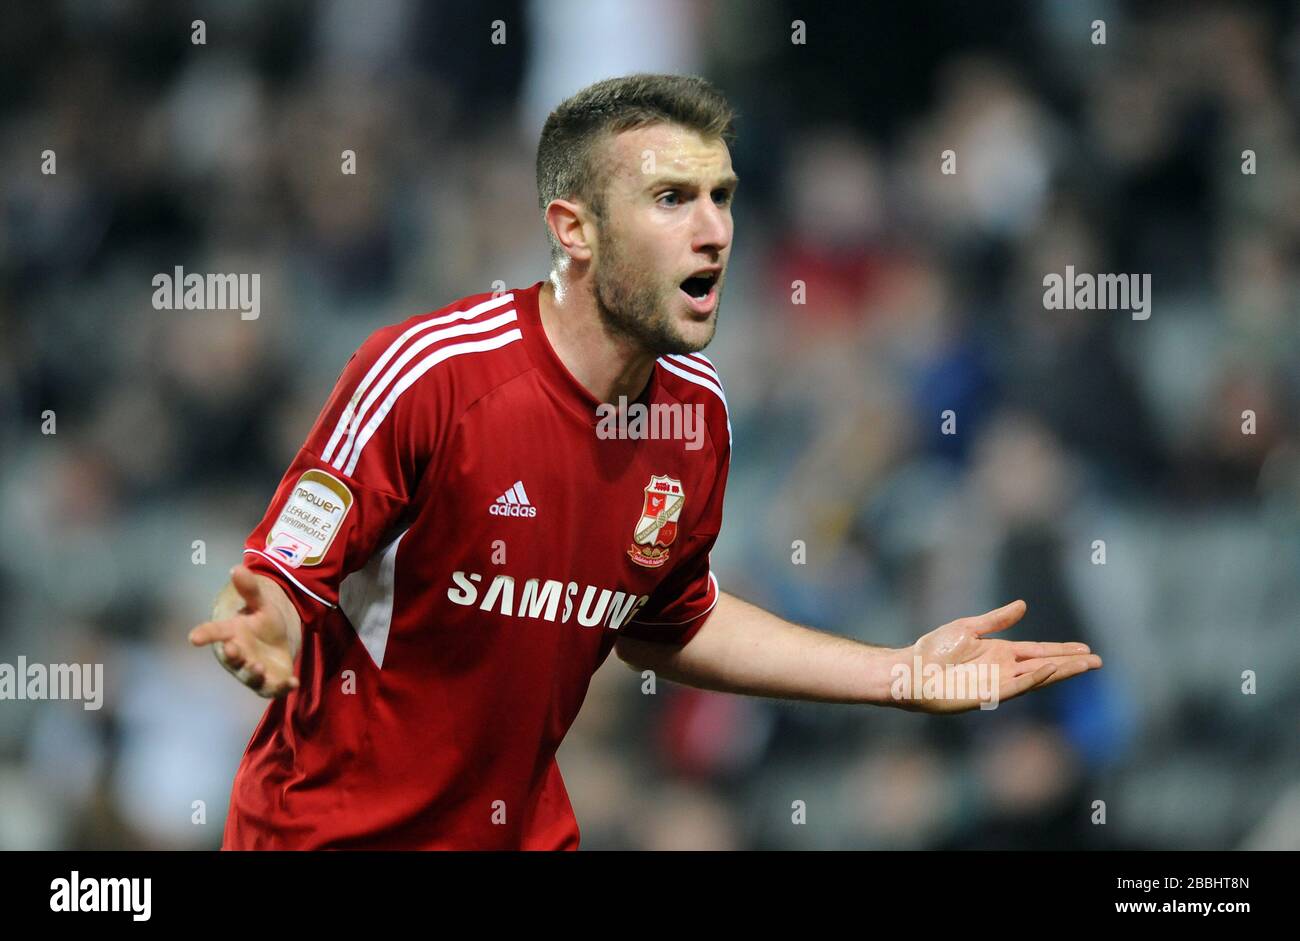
xmin=589 ymin=123 xmax=737 ymax=355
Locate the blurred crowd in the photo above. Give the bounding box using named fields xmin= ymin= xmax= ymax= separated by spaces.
xmin=0 ymin=0 xmax=1297 ymax=850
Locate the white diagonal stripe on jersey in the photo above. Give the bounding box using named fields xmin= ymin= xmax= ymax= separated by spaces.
xmin=331 ymin=309 xmax=518 ymax=472
xmin=505 ymin=488 xmax=519 ymax=504
xmin=665 ymin=354 xmax=724 ymax=393
xmin=656 ymin=357 xmax=732 ymax=446
xmin=512 ymin=480 xmax=529 ymax=505
xmin=670 ymin=352 xmax=720 ymax=382
xmin=688 ymin=352 xmax=719 ymax=371
xmin=322 ymin=293 xmax=515 ymax=463
xmin=343 ymin=329 xmax=524 ymax=476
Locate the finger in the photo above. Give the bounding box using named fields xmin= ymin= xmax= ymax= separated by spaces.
xmin=998 ymin=662 xmax=1057 ymax=702
xmin=972 ymin=600 xmax=1027 ymax=636
xmin=230 ymin=565 xmax=264 ymax=611
xmin=272 ymin=675 xmax=300 ymax=698
xmin=1028 ymin=657 xmax=1101 ymax=689
xmin=1011 ymin=641 xmax=1091 ymax=658
xmin=257 ymin=674 xmax=291 ymax=699
xmin=218 ymin=639 xmax=247 ymax=670
xmin=244 ymin=662 xmax=266 ymax=691
xmin=189 ymin=620 xmax=235 ymax=646
xmin=1013 ymin=654 xmax=1102 ymax=676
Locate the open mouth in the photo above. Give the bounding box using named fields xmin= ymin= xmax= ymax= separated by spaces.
xmin=679 ymin=270 xmax=721 ymax=315
xmin=680 ymin=271 xmax=719 ymax=300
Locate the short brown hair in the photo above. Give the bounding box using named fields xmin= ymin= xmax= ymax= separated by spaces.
xmin=536 ymin=73 xmax=737 ymax=264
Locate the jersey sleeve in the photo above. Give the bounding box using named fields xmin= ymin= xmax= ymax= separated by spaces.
xmin=620 ymin=437 xmax=730 ymax=647
xmin=240 ymin=324 xmax=440 ymax=628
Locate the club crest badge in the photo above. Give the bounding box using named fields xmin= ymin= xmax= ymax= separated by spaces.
xmin=628 ymin=475 xmax=685 ymax=568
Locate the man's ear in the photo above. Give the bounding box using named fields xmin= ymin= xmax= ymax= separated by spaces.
xmin=545 ymin=198 xmax=596 ymax=264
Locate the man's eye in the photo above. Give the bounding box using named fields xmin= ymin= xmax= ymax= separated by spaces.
xmin=713 ymin=190 xmax=733 ymax=206
xmin=657 ymin=191 xmax=681 ymax=207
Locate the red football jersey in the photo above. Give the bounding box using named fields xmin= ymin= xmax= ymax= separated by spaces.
xmin=223 ymin=281 xmax=731 ymax=849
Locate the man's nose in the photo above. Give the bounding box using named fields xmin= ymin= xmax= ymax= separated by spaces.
xmin=692 ymin=200 xmax=731 ymax=254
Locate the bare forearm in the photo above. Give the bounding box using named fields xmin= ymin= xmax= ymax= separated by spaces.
xmin=615 ymin=591 xmax=904 ymax=706
xmin=211 ymin=573 xmax=303 ymax=660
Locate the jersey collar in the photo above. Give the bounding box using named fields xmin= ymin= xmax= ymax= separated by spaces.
xmin=516 ymin=280 xmax=662 ymax=427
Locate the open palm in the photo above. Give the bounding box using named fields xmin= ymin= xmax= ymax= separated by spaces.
xmin=897 ymin=600 xmax=1102 ymax=714
xmin=188 ymin=566 xmax=300 ymax=699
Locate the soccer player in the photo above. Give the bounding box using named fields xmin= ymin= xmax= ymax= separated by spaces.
xmin=189 ymin=74 xmax=1102 ymax=850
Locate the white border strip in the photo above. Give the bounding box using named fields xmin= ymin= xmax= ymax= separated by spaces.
xmin=243 ymin=548 xmax=338 ymax=608
xmin=628 ymin=571 xmax=720 ymax=626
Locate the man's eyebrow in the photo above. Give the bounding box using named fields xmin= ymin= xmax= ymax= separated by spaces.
xmin=644 ymin=174 xmax=741 ymax=191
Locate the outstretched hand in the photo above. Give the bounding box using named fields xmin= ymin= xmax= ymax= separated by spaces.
xmin=189 ymin=565 xmax=301 ymax=699
xmin=895 ymin=600 xmax=1101 ymax=714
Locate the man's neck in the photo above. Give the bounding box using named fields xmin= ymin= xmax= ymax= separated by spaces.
xmin=537 ymin=272 xmax=658 ymax=405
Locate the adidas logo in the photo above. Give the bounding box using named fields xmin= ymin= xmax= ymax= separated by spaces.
xmin=489 ymin=480 xmax=537 ymax=518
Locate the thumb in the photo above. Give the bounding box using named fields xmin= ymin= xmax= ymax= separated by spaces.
xmin=973 ymin=599 xmax=1027 ymax=635
xmin=229 ymin=565 xmax=264 ymax=611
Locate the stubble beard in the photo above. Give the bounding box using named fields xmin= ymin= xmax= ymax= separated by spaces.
xmin=592 ymin=224 xmax=719 ymax=357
